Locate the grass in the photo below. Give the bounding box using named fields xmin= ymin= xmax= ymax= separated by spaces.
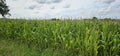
xmin=0 ymin=38 xmax=67 ymax=56
xmin=0 ymin=19 xmax=120 ymax=56
xmin=0 ymin=38 xmax=40 ymax=56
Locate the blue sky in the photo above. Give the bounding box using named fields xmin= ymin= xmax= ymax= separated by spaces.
xmin=3 ymin=0 xmax=120 ymax=19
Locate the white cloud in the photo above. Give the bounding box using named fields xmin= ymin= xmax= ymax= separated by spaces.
xmin=3 ymin=0 xmax=120 ymax=19
xmin=98 ymin=0 xmax=120 ymax=16
xmin=35 ymin=0 xmax=63 ymax=4
xmin=100 ymin=0 xmax=115 ymax=4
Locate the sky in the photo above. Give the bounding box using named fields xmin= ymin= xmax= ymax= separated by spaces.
xmin=3 ymin=0 xmax=120 ymax=19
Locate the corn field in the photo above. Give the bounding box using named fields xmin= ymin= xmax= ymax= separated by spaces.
xmin=0 ymin=19 xmax=120 ymax=56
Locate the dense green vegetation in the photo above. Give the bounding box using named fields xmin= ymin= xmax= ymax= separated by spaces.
xmin=0 ymin=19 xmax=120 ymax=56
xmin=0 ymin=0 xmax=11 ymax=18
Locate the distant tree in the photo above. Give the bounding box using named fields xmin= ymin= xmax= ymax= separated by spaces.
xmin=51 ymin=18 xmax=60 ymax=21
xmin=92 ymin=17 xmax=98 ymax=20
xmin=0 ymin=0 xmax=11 ymax=18
xmin=104 ymin=18 xmax=111 ymax=20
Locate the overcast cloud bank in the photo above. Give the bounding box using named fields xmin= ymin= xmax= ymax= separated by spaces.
xmin=4 ymin=0 xmax=120 ymax=19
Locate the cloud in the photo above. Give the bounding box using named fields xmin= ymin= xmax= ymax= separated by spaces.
xmin=35 ymin=0 xmax=63 ymax=4
xmin=27 ymin=5 xmax=37 ymax=10
xmin=98 ymin=0 xmax=120 ymax=13
xmin=99 ymin=0 xmax=115 ymax=4
xmin=96 ymin=0 xmax=116 ymax=4
xmin=52 ymin=0 xmax=63 ymax=3
xmin=95 ymin=0 xmax=120 ymax=19
xmin=25 ymin=4 xmax=44 ymax=10
xmin=11 ymin=0 xmax=18 ymax=1
xmin=50 ymin=7 xmax=55 ymax=9
xmin=63 ymin=4 xmax=70 ymax=8
xmin=25 ymin=0 xmax=65 ymax=10
xmin=5 ymin=0 xmax=120 ymax=19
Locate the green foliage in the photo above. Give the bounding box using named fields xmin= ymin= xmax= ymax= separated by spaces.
xmin=0 ymin=0 xmax=10 ymax=18
xmin=0 ymin=19 xmax=120 ymax=56
xmin=92 ymin=17 xmax=98 ymax=20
